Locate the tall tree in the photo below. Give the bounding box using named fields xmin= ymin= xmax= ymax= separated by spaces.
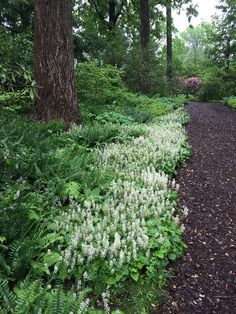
xmin=165 ymin=0 xmax=197 ymax=84
xmin=34 ymin=0 xmax=79 ymax=126
xmin=87 ymin=0 xmax=126 ymax=65
xmin=166 ymin=0 xmax=173 ymax=81
xmin=140 ymin=0 xmax=150 ymax=49
xmin=139 ymin=0 xmax=151 ymax=94
xmin=210 ymin=0 xmax=236 ymax=72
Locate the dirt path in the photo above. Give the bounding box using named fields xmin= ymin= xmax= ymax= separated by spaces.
xmin=158 ymin=103 xmax=236 ymax=314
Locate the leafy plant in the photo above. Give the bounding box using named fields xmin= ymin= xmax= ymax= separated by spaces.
xmin=225 ymin=96 xmax=236 ymax=109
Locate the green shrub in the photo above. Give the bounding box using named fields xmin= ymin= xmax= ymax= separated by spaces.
xmin=225 ymin=96 xmax=236 ymax=109
xmin=198 ymin=67 xmax=228 ymax=101
xmin=95 ymin=111 xmax=135 ymax=124
xmin=0 ymin=28 xmax=33 ymax=92
xmin=76 ymin=62 xmax=126 ymax=106
xmin=68 ymin=123 xmax=122 ymax=147
xmin=0 ymin=91 xmax=33 ymax=113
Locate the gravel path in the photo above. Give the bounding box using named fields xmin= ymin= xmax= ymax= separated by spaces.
xmin=158 ymin=103 xmax=236 ymax=314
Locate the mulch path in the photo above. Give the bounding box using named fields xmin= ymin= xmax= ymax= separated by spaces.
xmin=157 ymin=103 xmax=236 ymax=314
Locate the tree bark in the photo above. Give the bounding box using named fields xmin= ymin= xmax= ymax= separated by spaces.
xmin=109 ymin=0 xmax=117 ymax=28
xmin=139 ymin=0 xmax=151 ymax=94
xmin=140 ymin=0 xmax=150 ymax=49
xmin=166 ymin=0 xmax=173 ymax=81
xmin=34 ymin=0 xmax=79 ymax=127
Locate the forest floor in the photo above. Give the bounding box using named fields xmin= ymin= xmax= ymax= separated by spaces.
xmin=157 ymin=102 xmax=236 ymax=314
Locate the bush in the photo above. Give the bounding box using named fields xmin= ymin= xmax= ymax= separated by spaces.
xmin=0 ymin=92 xmax=33 ymax=113
xmin=183 ymin=77 xmax=202 ymax=96
xmin=95 ymin=111 xmax=135 ymax=124
xmin=225 ymin=96 xmax=236 ymax=109
xmin=123 ymin=45 xmax=167 ymax=96
xmin=198 ymin=67 xmax=229 ymax=102
xmin=76 ymin=62 xmax=126 ymax=106
xmin=0 ymin=28 xmax=33 ymax=92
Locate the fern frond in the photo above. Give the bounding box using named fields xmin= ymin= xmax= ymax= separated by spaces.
xmin=14 ymin=280 xmax=41 ymax=313
xmin=8 ymin=241 xmax=21 ymax=267
xmin=0 ymin=280 xmax=16 ymax=313
xmin=47 ymin=285 xmax=65 ymax=314
xmin=43 ymin=252 xmax=61 ymax=267
xmin=0 ymin=255 xmax=11 ymax=278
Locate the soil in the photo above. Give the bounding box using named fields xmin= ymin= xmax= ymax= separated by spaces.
xmin=156 ymin=103 xmax=236 ymax=314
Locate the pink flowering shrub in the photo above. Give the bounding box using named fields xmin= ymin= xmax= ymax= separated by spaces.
xmin=183 ymin=77 xmax=202 ymax=95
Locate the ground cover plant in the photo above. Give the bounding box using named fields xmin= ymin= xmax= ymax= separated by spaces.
xmin=225 ymin=96 xmax=236 ymax=109
xmin=0 ymin=91 xmax=190 ymax=313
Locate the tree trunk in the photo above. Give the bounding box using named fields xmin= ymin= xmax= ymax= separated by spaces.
xmin=166 ymin=0 xmax=173 ymax=81
xmin=34 ymin=0 xmax=79 ymax=127
xmin=109 ymin=0 xmax=116 ymax=28
xmin=140 ymin=0 xmax=150 ymax=94
xmin=108 ymin=0 xmax=117 ymax=66
xmin=140 ymin=0 xmax=150 ymax=49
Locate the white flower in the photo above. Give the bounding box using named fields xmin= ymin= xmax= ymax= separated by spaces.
xmin=44 ymin=108 xmax=189 ymax=282
xmin=183 ymin=206 xmax=189 ymax=217
xmin=79 ymin=298 xmax=90 ymax=313
xmin=83 ymin=271 xmax=89 ymax=281
xmin=53 ymin=265 xmax=58 ymax=274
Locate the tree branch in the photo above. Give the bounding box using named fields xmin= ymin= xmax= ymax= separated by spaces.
xmin=88 ymin=0 xmax=105 ymax=21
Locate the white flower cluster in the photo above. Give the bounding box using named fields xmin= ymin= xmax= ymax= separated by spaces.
xmin=51 ymin=108 xmax=189 ymax=276
xmin=96 ymin=110 xmax=187 ymax=177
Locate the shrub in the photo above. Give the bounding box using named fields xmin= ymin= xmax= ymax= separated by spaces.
xmin=198 ymin=67 xmax=229 ymax=102
xmin=183 ymin=77 xmax=202 ymax=96
xmin=0 ymin=91 xmax=33 ymax=113
xmin=76 ymin=62 xmax=126 ymax=106
xmin=225 ymin=96 xmax=236 ymax=109
xmin=0 ymin=28 xmax=33 ymax=92
xmin=95 ymin=112 xmax=135 ymax=124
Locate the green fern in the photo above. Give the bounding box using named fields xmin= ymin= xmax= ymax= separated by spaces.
xmin=0 ymin=280 xmax=16 ymax=313
xmin=14 ymin=280 xmax=41 ymax=314
xmin=7 ymin=239 xmax=34 ymax=279
xmin=47 ymin=285 xmax=65 ymax=314
xmin=43 ymin=252 xmax=61 ymax=267
xmin=8 ymin=241 xmax=21 ymax=267
xmin=0 ymin=255 xmax=11 ymax=278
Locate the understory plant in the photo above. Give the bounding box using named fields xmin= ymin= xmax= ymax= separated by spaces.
xmin=0 ymin=102 xmax=190 ymax=313
xmin=224 ymin=96 xmax=236 ymax=109
xmin=183 ymin=77 xmax=202 ymax=98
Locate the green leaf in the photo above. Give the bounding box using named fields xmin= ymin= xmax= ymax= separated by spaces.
xmin=169 ymin=253 xmax=177 ymax=261
xmin=0 ymin=237 xmax=6 ymax=244
xmin=61 ymin=181 xmax=81 ymax=199
xmin=14 ymin=190 xmax=20 ymax=200
xmin=0 ymin=280 xmax=16 ymax=312
xmin=106 ymin=276 xmax=117 ymax=285
xmin=130 ymin=272 xmax=139 ymax=282
xmin=29 ymin=89 xmax=34 ymax=100
xmin=28 ymin=210 xmax=40 ymax=221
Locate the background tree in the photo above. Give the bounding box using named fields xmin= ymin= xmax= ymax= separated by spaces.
xmin=34 ymin=0 xmax=79 ymax=126
xmin=140 ymin=0 xmax=150 ymax=49
xmin=164 ymin=0 xmax=198 ymax=88
xmin=166 ymin=0 xmax=173 ymax=81
xmin=85 ymin=0 xmax=127 ymax=66
xmin=0 ymin=0 xmax=33 ymax=33
xmin=139 ymin=0 xmax=151 ymax=93
xmin=207 ymin=0 xmax=236 ymax=72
